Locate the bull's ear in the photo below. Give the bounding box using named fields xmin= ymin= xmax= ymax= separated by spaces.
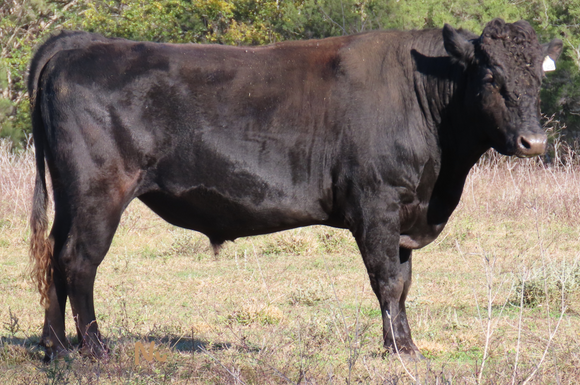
xmin=542 ymin=39 xmax=563 ymax=72
xmin=443 ymin=24 xmax=474 ymax=64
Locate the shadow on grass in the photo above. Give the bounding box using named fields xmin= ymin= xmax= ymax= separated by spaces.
xmin=0 ymin=335 xmax=45 ymax=361
xmin=139 ymin=334 xmax=233 ymax=353
xmin=1 ymin=335 xmax=40 ymax=346
xmin=1 ymin=333 xmax=235 ymax=363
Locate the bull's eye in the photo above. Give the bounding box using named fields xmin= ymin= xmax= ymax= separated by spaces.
xmin=482 ymin=72 xmax=499 ymax=90
xmin=483 ymin=73 xmax=494 ymax=83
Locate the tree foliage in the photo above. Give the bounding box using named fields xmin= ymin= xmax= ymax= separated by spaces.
xmin=1 ymin=0 xmax=579 ymax=147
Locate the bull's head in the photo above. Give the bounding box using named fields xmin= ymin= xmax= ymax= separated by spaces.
xmin=443 ymin=18 xmax=563 ymax=157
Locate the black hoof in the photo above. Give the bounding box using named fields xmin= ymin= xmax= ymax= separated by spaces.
xmin=79 ymin=341 xmax=109 ymax=360
xmin=384 ymin=344 xmax=426 ymax=361
xmin=41 ymin=346 xmax=69 ymax=363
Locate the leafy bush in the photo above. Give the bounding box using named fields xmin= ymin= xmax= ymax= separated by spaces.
xmin=511 ymin=261 xmax=580 ymax=311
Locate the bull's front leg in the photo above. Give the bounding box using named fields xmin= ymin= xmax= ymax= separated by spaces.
xmin=351 ymin=204 xmax=423 ymax=360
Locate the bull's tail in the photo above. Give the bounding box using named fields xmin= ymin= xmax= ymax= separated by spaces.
xmin=29 ymin=104 xmax=52 ymax=308
xmin=28 ymin=30 xmax=109 ymax=308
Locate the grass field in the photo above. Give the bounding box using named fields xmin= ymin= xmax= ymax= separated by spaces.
xmin=1 ymin=139 xmax=579 ymax=384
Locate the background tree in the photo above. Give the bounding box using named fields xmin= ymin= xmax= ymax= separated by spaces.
xmin=1 ymin=0 xmax=578 ymax=148
xmin=526 ymin=0 xmax=580 ymax=134
xmin=0 ymin=0 xmax=83 ymax=146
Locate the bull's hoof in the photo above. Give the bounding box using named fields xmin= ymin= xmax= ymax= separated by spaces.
xmin=40 ymin=338 xmax=109 ymax=361
xmin=40 ymin=338 xmax=70 ymax=363
xmin=400 ymin=349 xmax=426 ymax=362
xmin=384 ymin=344 xmax=426 ymax=361
xmin=79 ymin=341 xmax=109 ymax=360
xmin=41 ymin=345 xmax=69 ymax=363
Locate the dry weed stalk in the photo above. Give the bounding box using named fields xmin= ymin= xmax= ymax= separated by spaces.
xmin=511 ymin=267 xmax=528 ymax=385
xmin=455 ymin=240 xmax=515 ymax=384
xmin=0 ymin=139 xmax=36 ymax=221
xmin=519 ymin=208 xmax=568 ymax=385
xmin=199 ymin=345 xmax=248 ymax=385
xmin=386 ymin=312 xmax=417 ymax=383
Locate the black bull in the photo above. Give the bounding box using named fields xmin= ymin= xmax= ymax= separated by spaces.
xmin=29 ymin=19 xmax=562 ymax=360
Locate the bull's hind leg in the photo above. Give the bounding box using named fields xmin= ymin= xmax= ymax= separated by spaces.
xmin=40 ymin=231 xmax=69 ymax=361
xmin=41 ymin=189 xmax=129 ymax=360
xmin=352 ymin=206 xmax=423 ymax=360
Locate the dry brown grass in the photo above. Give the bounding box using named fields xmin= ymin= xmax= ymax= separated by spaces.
xmin=1 ymin=137 xmax=579 ymax=384
xmin=0 ymin=139 xmax=35 ymax=224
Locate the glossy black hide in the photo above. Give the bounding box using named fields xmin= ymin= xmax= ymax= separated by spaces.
xmin=29 ymin=19 xmax=560 ymax=361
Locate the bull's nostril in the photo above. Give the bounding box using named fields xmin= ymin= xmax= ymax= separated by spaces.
xmin=519 ymin=137 xmax=531 ymax=150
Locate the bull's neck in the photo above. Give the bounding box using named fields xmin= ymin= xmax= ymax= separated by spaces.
xmin=413 ymin=57 xmax=489 ymax=225
xmin=412 ymin=51 xmax=463 ymax=133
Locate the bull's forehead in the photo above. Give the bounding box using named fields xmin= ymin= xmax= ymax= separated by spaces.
xmin=477 ymin=20 xmax=543 ymax=85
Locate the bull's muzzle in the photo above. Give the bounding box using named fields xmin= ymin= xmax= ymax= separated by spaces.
xmin=516 ymin=133 xmax=547 ymax=157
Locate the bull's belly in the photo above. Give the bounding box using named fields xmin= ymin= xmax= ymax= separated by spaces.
xmin=138 ymin=188 xmax=329 ymax=244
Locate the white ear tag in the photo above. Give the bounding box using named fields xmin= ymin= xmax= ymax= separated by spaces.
xmin=543 ymin=56 xmax=556 ymax=72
